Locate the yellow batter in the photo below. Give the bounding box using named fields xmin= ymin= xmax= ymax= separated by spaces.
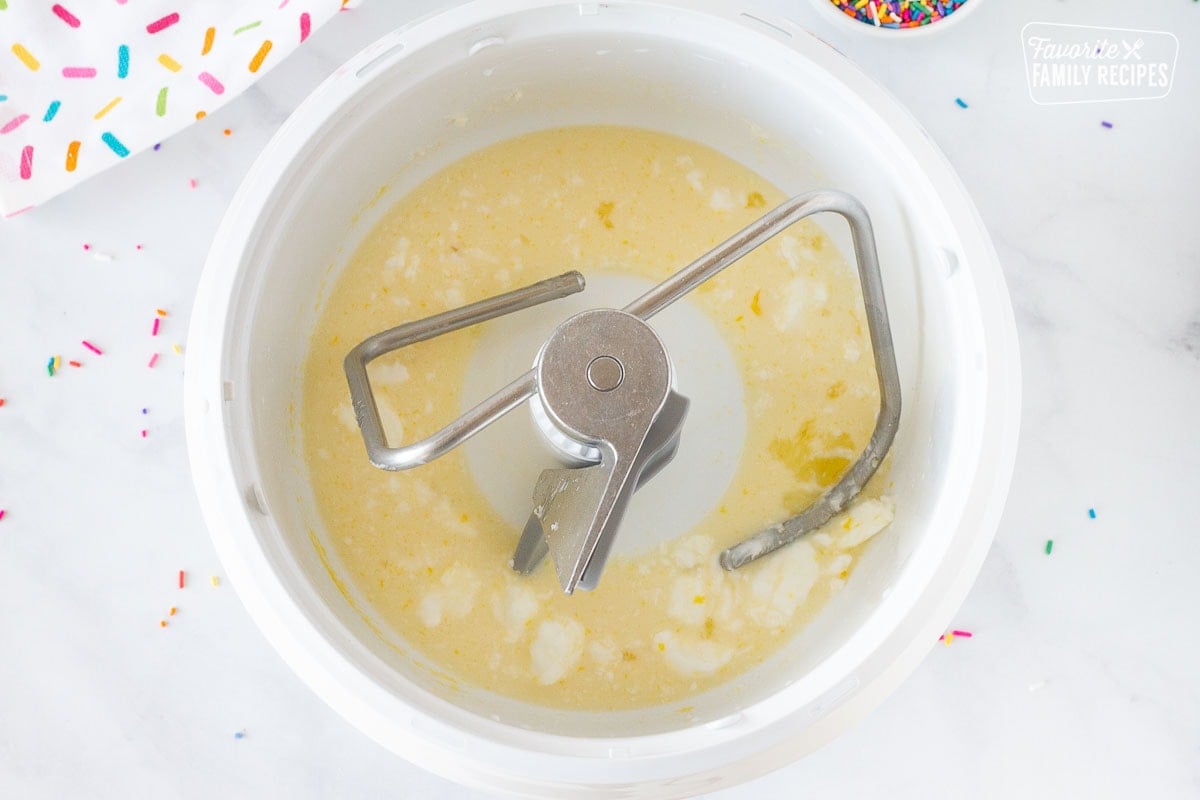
xmin=301 ymin=126 xmax=893 ymax=710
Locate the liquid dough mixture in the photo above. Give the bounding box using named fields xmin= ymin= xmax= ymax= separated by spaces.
xmin=302 ymin=126 xmax=893 ymax=710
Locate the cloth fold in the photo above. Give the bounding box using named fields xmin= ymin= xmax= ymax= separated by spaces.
xmin=0 ymin=0 xmax=344 ymax=216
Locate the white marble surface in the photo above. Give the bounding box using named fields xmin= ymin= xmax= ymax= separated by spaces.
xmin=1 ymin=1 xmax=1198 ymax=797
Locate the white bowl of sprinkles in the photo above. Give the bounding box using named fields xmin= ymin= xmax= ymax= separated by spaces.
xmin=809 ymin=0 xmax=986 ymax=37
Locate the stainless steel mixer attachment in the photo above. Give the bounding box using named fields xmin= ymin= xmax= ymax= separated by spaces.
xmin=344 ymin=190 xmax=901 ymax=594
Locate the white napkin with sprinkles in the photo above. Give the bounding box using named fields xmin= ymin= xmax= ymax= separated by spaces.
xmin=0 ymin=0 xmax=345 ymax=216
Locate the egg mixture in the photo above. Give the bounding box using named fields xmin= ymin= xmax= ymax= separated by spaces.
xmin=301 ymin=126 xmax=893 ymax=710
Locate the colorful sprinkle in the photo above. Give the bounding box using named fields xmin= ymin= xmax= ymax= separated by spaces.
xmin=234 ymin=20 xmax=262 ymax=35
xmin=197 ymin=71 xmax=225 ymax=94
xmin=178 ymin=570 xmax=185 ymax=589
xmin=68 ymin=360 xmax=81 ymax=368
xmin=210 ymin=576 xmax=219 ymax=586
xmin=169 ymin=607 xmax=177 ymax=616
xmin=51 ymin=4 xmax=81 ymax=27
xmin=62 ymin=66 xmax=98 ymax=78
xmin=155 ymin=86 xmax=168 ymax=117
xmin=46 ymin=357 xmax=55 ymax=377
xmin=1 ymin=114 xmax=29 ymax=134
xmin=81 ymin=340 xmax=103 ymax=355
xmin=827 ymin=0 xmax=971 ymax=28
xmin=202 ymin=26 xmax=216 ymax=56
xmin=188 ymin=178 xmax=197 ymax=189
xmin=100 ymin=131 xmax=129 ymax=157
xmin=158 ymin=53 xmax=182 ymax=72
xmin=148 ymin=353 xmax=160 ymax=368
xmin=43 ymin=100 xmax=61 ymax=122
xmin=299 ymin=12 xmax=311 ymax=42
xmin=955 ymin=97 xmax=968 ymax=109
xmin=951 ymin=630 xmax=973 ymax=638
xmin=248 ymin=40 xmax=272 ymax=72
xmin=0 ymin=509 xmax=5 ymax=521
xmin=160 ymin=620 xmax=168 ymax=628
xmin=65 ymin=140 xmax=80 ymax=171
xmin=234 ymin=731 xmax=245 ymax=739
xmin=1101 ymin=121 xmax=1114 ymax=129
xmin=93 ymin=96 xmax=122 ymax=120
xmin=12 ymin=43 xmax=41 ymax=71
xmin=19 ymin=145 xmax=32 ymax=179
xmin=156 ymin=309 xmax=169 ymax=317
xmin=152 ymin=317 xmax=161 ymax=336
xmin=1088 ymin=508 xmax=1097 ymax=518
xmin=146 ymin=13 xmax=180 ymax=34
xmin=141 ymin=429 xmax=147 ymax=438
xmin=117 ymin=44 xmax=130 ymax=78
xmin=172 ymin=343 xmax=183 ymax=355
xmin=1045 ymin=539 xmax=1054 ymax=555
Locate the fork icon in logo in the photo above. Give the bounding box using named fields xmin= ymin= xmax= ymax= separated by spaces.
xmin=1122 ymin=38 xmax=1145 ymax=60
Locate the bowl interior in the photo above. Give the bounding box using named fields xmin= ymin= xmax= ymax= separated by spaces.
xmin=214 ymin=3 xmax=991 ymax=740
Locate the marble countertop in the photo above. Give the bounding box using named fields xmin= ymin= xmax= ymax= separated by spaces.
xmin=1 ymin=0 xmax=1197 ymax=797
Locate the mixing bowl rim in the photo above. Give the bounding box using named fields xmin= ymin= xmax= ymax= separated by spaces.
xmin=185 ymin=0 xmax=1021 ymax=794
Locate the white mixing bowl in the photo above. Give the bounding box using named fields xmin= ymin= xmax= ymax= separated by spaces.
xmin=185 ymin=1 xmax=1021 ymax=795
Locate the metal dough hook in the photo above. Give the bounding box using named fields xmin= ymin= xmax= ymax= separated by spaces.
xmin=344 ymin=190 xmax=901 ymax=594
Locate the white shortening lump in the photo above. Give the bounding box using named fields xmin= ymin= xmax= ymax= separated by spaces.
xmin=530 ymin=618 xmax=585 ymax=685
xmin=653 ymin=630 xmax=735 ymax=677
xmin=492 ymin=583 xmax=541 ymax=643
xmin=836 ymin=497 xmax=895 ymax=548
xmin=418 ymin=563 xmax=480 ymax=628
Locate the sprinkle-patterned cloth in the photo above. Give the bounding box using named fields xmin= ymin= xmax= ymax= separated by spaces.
xmin=0 ymin=1 xmax=345 ymax=216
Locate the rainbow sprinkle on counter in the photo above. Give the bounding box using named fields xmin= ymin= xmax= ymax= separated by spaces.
xmin=828 ymin=0 xmax=971 ymax=29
